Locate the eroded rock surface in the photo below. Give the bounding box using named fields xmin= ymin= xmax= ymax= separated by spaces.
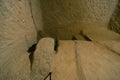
xmin=0 ymin=0 xmax=42 ymax=80
xmin=52 ymin=41 xmax=79 ymax=80
xmin=31 ymin=38 xmax=55 ymax=80
xmin=40 ymin=0 xmax=118 ymax=39
xmin=52 ymin=40 xmax=120 ymax=80
xmin=76 ymin=41 xmax=120 ymax=80
xmin=0 ymin=52 xmax=30 ymax=80
xmin=82 ymin=24 xmax=120 ymax=41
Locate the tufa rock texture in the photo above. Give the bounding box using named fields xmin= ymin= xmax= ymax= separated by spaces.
xmin=52 ymin=41 xmax=120 ymax=80
xmin=0 ymin=0 xmax=42 ymax=79
xmin=40 ymin=0 xmax=119 ymax=39
xmin=108 ymin=0 xmax=120 ymax=34
xmin=31 ymin=38 xmax=55 ymax=80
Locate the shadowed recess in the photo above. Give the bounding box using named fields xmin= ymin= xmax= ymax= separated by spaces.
xmin=27 ymin=43 xmax=37 ymax=69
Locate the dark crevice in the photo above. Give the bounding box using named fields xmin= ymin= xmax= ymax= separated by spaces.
xmin=28 ymin=44 xmax=37 ymax=53
xmin=54 ymin=37 xmax=59 ymax=52
xmin=71 ymin=31 xmax=92 ymax=41
xmin=72 ymin=35 xmax=77 ymax=40
xmin=79 ymin=30 xmax=92 ymax=41
xmin=44 ymin=72 xmax=52 ymax=80
xmin=83 ymin=35 xmax=92 ymax=41
xmin=29 ymin=53 xmax=34 ymax=69
xmin=27 ymin=43 xmax=37 ymax=69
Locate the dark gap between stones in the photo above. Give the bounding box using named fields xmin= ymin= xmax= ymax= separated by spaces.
xmin=27 ymin=43 xmax=37 ymax=69
xmin=79 ymin=30 xmax=92 ymax=41
xmin=54 ymin=37 xmax=59 ymax=52
xmin=72 ymin=35 xmax=77 ymax=40
xmin=83 ymin=35 xmax=92 ymax=41
xmin=44 ymin=72 xmax=52 ymax=80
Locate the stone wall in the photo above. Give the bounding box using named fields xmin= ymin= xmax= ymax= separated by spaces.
xmin=0 ymin=0 xmax=42 ymax=79
xmin=40 ymin=0 xmax=119 ymax=39
xmin=108 ymin=0 xmax=120 ymax=34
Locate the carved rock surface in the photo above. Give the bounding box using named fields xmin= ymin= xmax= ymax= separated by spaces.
xmin=0 ymin=0 xmax=42 ymax=80
xmin=52 ymin=41 xmax=79 ymax=80
xmin=76 ymin=41 xmax=120 ymax=80
xmin=52 ymin=40 xmax=120 ymax=80
xmin=0 ymin=52 xmax=30 ymax=80
xmin=31 ymin=38 xmax=55 ymax=80
xmin=40 ymin=0 xmax=118 ymax=39
xmin=82 ymin=24 xmax=120 ymax=41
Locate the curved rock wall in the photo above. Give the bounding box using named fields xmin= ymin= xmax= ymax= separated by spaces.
xmin=108 ymin=0 xmax=120 ymax=34
xmin=40 ymin=0 xmax=118 ymax=39
xmin=0 ymin=0 xmax=43 ymax=79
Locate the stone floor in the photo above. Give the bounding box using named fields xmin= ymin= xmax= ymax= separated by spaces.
xmin=0 ymin=38 xmax=120 ymax=80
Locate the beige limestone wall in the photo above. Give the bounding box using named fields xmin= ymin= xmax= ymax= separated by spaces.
xmin=0 ymin=0 xmax=36 ymax=49
xmin=0 ymin=0 xmax=43 ymax=79
xmin=40 ymin=0 xmax=119 ymax=39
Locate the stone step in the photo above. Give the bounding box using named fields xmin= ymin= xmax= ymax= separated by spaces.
xmin=51 ymin=40 xmax=120 ymax=80
xmin=52 ymin=41 xmax=79 ymax=80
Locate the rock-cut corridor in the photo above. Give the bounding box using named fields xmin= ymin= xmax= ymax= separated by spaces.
xmin=0 ymin=0 xmax=120 ymax=80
